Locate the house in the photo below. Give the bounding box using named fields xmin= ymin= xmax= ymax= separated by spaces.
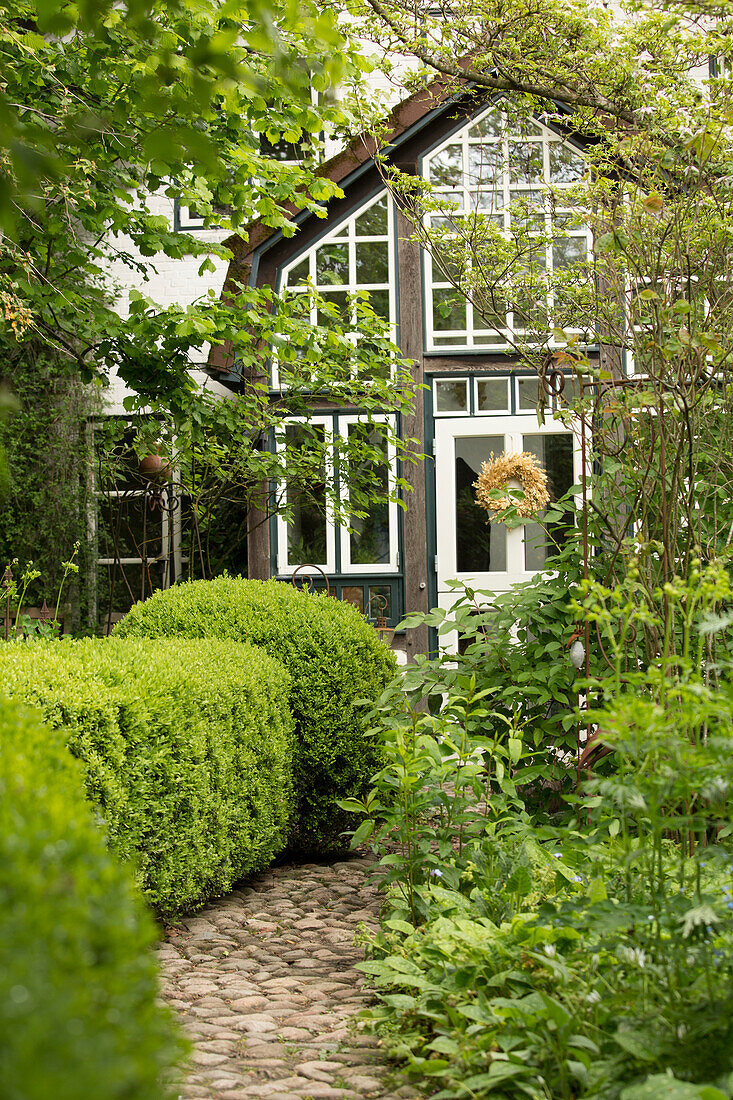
xmin=99 ymin=79 xmax=608 ymax=658
xmin=202 ymin=82 xmax=607 ymax=659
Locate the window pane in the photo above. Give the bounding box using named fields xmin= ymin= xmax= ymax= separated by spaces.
xmin=368 ymin=585 xmax=393 ymax=621
xmin=285 ymin=256 xmax=309 ymax=286
xmin=522 ymin=433 xmax=574 ymax=570
xmin=433 ymin=287 xmax=466 ymax=331
xmin=467 ymin=144 xmax=501 ymax=186
xmin=517 ymin=377 xmax=548 ymax=410
xmin=286 ymin=424 xmax=328 ymax=566
xmin=315 ymin=243 xmax=349 ymax=285
xmin=98 ymin=498 xmax=163 ymax=561
xmin=455 ymin=436 xmax=506 ymax=571
xmin=509 ymin=190 xmax=545 ymax=231
xmin=317 ymin=290 xmax=349 ymax=325
xmin=355 ymin=198 xmax=388 ymax=236
xmin=347 ymin=425 xmax=390 ymax=566
xmin=508 ymin=141 xmax=543 ymax=183
xmin=342 ymin=585 xmax=365 ymax=612
xmin=469 ymin=111 xmax=502 ymax=138
xmin=435 ymin=379 xmax=468 ymax=413
xmin=475 ymin=189 xmax=504 ymax=216
xmin=476 ymin=378 xmax=510 ymax=411
xmin=355 ymin=241 xmax=388 ymax=284
xmin=473 ymin=332 xmax=508 ymax=346
xmin=553 ymin=236 xmax=586 ymax=268
xmin=550 ymin=143 xmax=585 ymax=183
xmin=367 ymin=288 xmax=390 ymax=321
xmin=430 ymin=144 xmax=463 ymax=186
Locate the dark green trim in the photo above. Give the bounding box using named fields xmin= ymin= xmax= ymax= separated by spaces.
xmin=423 ymin=381 xmax=439 ymax=656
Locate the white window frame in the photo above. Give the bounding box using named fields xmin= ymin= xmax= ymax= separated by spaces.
xmin=275 ymin=415 xmax=336 ymax=575
xmin=338 ymin=413 xmax=400 ymax=575
xmin=473 ymin=375 xmax=512 ymax=415
xmin=274 ymin=191 xmax=397 ymax=390
xmin=421 ymin=104 xmax=592 ymax=352
xmin=433 ymin=377 xmax=471 ymax=417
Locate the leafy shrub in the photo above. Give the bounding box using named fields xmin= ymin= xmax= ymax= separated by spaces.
xmin=0 ymin=698 xmax=185 ymax=1099
xmin=348 ymin=562 xmax=733 ymax=1100
xmin=115 ymin=577 xmax=395 ymax=850
xmin=0 ymin=636 xmax=294 ymax=917
xmin=400 ymin=554 xmax=584 ymax=766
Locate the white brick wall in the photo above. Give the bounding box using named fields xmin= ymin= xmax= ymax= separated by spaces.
xmin=103 ymin=192 xmax=231 ymax=412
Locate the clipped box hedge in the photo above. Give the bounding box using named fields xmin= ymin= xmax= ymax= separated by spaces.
xmin=0 ymin=637 xmax=294 ymax=917
xmin=115 ymin=577 xmax=396 ymax=851
xmin=0 ymin=698 xmax=185 ymax=1100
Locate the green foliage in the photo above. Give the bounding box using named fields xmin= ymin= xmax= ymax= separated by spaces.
xmin=0 ymin=697 xmax=185 ymax=1098
xmin=0 ymin=346 xmax=93 ymax=615
xmin=339 ymin=673 xmax=538 ymax=924
xmin=114 ymin=576 xmax=396 ymax=851
xmin=398 ymin=528 xmax=589 ymax=791
xmin=0 ymin=636 xmax=294 ymax=917
xmin=347 ymin=563 xmax=733 ymax=1099
xmin=0 ymin=0 xmax=378 ymax=408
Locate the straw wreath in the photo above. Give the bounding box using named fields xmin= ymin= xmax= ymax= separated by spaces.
xmin=474 ymin=450 xmax=550 ymax=519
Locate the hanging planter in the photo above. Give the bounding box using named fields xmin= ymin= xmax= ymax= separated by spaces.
xmin=474 ymin=451 xmax=550 ymax=520
xmin=138 ymin=451 xmax=172 ymax=482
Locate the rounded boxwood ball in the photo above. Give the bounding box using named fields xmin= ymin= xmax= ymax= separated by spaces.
xmin=115 ymin=577 xmax=395 ymax=852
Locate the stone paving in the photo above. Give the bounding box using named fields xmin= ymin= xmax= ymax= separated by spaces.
xmin=159 ymin=855 xmax=417 ymax=1100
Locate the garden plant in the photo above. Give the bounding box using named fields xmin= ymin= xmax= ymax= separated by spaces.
xmin=0 ymin=698 xmax=184 ymax=1099
xmin=115 ymin=575 xmax=396 ymax=852
xmin=342 ymin=548 xmax=733 ymax=1100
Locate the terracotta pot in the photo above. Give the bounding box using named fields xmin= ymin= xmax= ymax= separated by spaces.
xmin=138 ymin=453 xmax=172 ymax=481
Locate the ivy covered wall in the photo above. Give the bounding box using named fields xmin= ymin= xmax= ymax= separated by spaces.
xmin=0 ymin=338 xmax=96 ymax=625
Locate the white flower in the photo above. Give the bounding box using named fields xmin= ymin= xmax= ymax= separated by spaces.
xmin=543 ymin=944 xmax=556 ymax=957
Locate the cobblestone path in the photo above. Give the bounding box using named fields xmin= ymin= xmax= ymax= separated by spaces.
xmin=159 ymin=856 xmax=416 ymax=1100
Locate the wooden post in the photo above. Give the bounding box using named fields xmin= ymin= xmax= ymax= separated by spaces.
xmin=395 ymin=207 xmax=430 ymax=659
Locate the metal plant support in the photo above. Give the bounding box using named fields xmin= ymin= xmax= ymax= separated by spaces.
xmin=290 ymin=563 xmax=331 ymax=596
xmin=366 ymin=592 xmax=395 ymax=648
xmin=539 ymin=358 xmax=642 ymax=794
xmin=103 ymin=458 xmax=205 ymax=635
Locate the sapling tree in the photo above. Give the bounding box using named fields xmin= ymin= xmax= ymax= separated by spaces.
xmin=0 ymin=0 xmax=418 ymax=609
xmin=351 ymin=0 xmax=733 ymax=664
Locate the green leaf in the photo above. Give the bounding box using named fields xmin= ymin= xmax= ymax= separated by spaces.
xmin=621 ymin=1075 xmax=726 ymax=1099
xmin=349 ymin=819 xmax=374 ymax=846
xmin=614 ymin=1026 xmax=664 ymax=1062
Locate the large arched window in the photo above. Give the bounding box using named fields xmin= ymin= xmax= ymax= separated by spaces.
xmin=422 ymin=104 xmax=590 ymax=350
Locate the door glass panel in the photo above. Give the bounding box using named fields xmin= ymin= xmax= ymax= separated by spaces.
xmin=455 ymin=436 xmax=507 ymax=572
xmin=522 ymin=433 xmax=574 ymax=570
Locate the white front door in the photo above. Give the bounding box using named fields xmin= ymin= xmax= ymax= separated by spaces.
xmin=433 ymin=415 xmax=582 ymax=648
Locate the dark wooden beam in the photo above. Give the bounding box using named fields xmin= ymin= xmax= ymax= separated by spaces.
xmin=396 ymin=207 xmax=431 ymax=660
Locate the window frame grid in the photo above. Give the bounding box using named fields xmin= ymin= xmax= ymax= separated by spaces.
xmin=422 ymin=105 xmax=591 ymax=351
xmin=338 ymin=413 xmax=400 ymax=576
xmin=273 ymin=191 xmax=397 ymax=390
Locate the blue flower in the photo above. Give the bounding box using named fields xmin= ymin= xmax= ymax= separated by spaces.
xmin=572 ymin=875 xmax=582 ymax=883
xmin=726 ymin=901 xmax=733 ymax=909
